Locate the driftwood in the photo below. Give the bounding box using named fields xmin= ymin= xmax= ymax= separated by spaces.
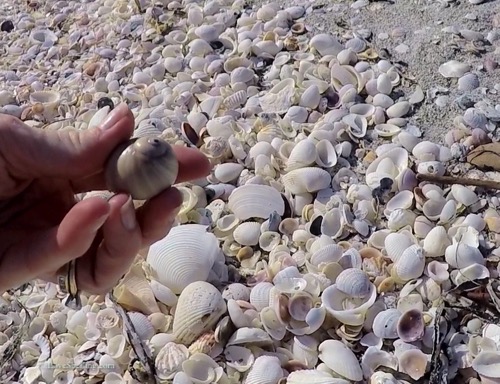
xmin=416 ymin=173 xmax=500 ymax=190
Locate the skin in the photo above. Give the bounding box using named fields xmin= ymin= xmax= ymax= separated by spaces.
xmin=0 ymin=103 xmax=211 ymax=294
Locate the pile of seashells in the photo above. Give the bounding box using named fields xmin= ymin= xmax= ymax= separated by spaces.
xmin=1 ymin=0 xmax=500 ymax=383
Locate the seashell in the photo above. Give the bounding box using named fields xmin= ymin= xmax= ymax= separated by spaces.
xmin=286 ymin=139 xmax=318 ymax=170
xmin=463 ymin=108 xmax=489 ymax=130
xmin=287 ymin=370 xmax=349 ymax=383
xmin=315 ymin=139 xmax=338 ymax=168
xmin=439 ymin=60 xmax=471 ymax=78
xmin=224 ymin=346 xmax=254 ymax=372
xmin=244 ymin=355 xmax=284 ymax=384
xmin=374 ymin=124 xmax=400 ymax=138
xmin=226 ymin=327 xmax=273 ymax=347
xmin=450 ymin=263 xmax=490 ymax=286
xmin=128 ymin=312 xmax=155 ymax=340
xmin=147 ymin=224 xmax=220 ymax=294
xmin=422 ymin=226 xmax=450 ymax=257
xmin=393 ymin=245 xmax=425 ymax=282
xmin=309 ymin=34 xmax=344 ymax=57
xmin=458 ymin=73 xmax=480 ymax=91
xmin=318 ymin=340 xmax=363 ymax=381
xmin=29 ymin=91 xmax=61 ymax=119
xmin=450 ymin=184 xmax=478 ymax=206
xmin=335 ymin=269 xmax=371 ymax=298
xmin=288 ymin=292 xmax=314 ymax=321
xmin=292 ymin=335 xmax=319 ymax=369
xmin=260 ymin=306 xmax=286 ymax=341
xmin=445 ymin=242 xmax=484 ymax=269
xmin=113 ymin=262 xmax=161 ymax=314
xmin=228 ymin=184 xmax=285 ymax=220
xmin=372 ymin=309 xmax=401 ymax=339
xmin=155 ymin=342 xmax=190 ymax=380
xmin=384 ymin=232 xmax=414 ymax=263
xmin=398 ymin=349 xmax=428 ymax=380
xmin=104 ymin=136 xmax=178 ymax=200
xmin=386 ymin=101 xmax=410 ymax=118
xmin=150 ymin=280 xmax=177 ymax=307
xmin=397 ymin=309 xmax=425 ymax=342
xmin=417 ymin=161 xmax=445 ymax=177
xmin=472 ymin=351 xmax=500 ymax=383
xmin=282 ymin=167 xmax=332 ymax=194
xmin=300 ymin=85 xmax=321 ymax=109
xmin=172 ymin=281 xmax=226 ymax=345
xmin=342 ymin=114 xmax=367 ymax=138
xmin=214 ymin=163 xmax=244 ymax=183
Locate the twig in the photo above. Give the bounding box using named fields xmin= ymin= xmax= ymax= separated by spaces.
xmin=416 ymin=173 xmax=500 ymax=190
xmin=429 ymin=302 xmax=447 ymax=384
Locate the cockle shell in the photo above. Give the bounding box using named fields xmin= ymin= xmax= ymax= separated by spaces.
xmin=105 ymin=136 xmax=179 ymax=200
xmin=335 ymin=269 xmax=372 ymax=298
xmin=393 ymin=245 xmax=425 ymax=282
xmin=172 ymin=281 xmax=227 ymax=345
xmin=243 ymin=355 xmax=284 ymax=384
xmin=155 ymin=342 xmax=189 ymax=380
xmin=228 ymin=184 xmax=285 ymax=220
xmin=318 ymin=340 xmax=363 ymax=381
xmin=147 ymin=224 xmax=221 ymax=294
xmin=372 ymin=309 xmax=401 ymax=339
xmin=282 ymin=167 xmax=332 ymax=194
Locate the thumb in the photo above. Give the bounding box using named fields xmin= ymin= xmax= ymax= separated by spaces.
xmin=0 ymin=102 xmax=134 ymax=180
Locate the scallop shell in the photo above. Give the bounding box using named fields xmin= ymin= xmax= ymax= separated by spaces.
xmin=282 ymin=167 xmax=332 ymax=194
xmin=155 ymin=342 xmax=190 ymax=380
xmin=147 ymin=224 xmax=220 ymax=294
xmin=228 ymin=184 xmax=285 ymax=220
xmin=172 ymin=281 xmax=227 ymax=345
xmin=445 ymin=242 xmax=484 ymax=269
xmin=458 ymin=73 xmax=480 ymax=91
xmin=422 ymin=226 xmax=450 ymax=257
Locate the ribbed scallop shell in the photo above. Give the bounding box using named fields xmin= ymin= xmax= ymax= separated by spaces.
xmin=128 ymin=312 xmax=155 ymax=340
xmin=224 ymin=90 xmax=247 ymax=109
xmin=243 ymin=355 xmax=284 ymax=384
xmin=155 ymin=342 xmax=189 ymax=380
xmin=233 ymin=222 xmax=262 ymax=246
xmin=384 ymin=232 xmax=414 ymax=263
xmin=172 ymin=281 xmax=227 ymax=345
xmin=147 ymin=224 xmax=220 ymax=294
xmin=249 ymin=282 xmax=273 ymax=311
xmin=282 ymin=167 xmax=331 ymax=194
xmin=228 ymin=184 xmax=285 ymax=220
xmin=335 ymin=269 xmax=371 ymax=298
xmin=458 ymin=73 xmax=479 ymax=91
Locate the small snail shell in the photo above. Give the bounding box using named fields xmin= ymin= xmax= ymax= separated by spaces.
xmin=104 ymin=136 xmax=179 ymax=200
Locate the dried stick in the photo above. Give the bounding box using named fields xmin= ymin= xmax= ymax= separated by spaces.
xmin=417 ymin=173 xmax=500 ymax=190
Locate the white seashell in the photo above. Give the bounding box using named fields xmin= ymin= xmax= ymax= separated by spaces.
xmin=243 ymin=355 xmax=284 ymax=384
xmin=222 ymin=283 xmax=251 ymax=302
xmin=386 ymin=101 xmax=410 ymax=118
xmin=445 ymin=242 xmax=484 ymax=269
xmin=425 ymin=260 xmax=449 ymax=283
xmin=155 ymin=342 xmax=189 ymax=380
xmin=422 ymin=226 xmax=450 ymax=257
xmin=318 ymin=340 xmax=363 ymax=381
xmin=315 ymin=139 xmax=338 ymax=168
xmin=224 ymin=346 xmax=254 ymax=373
xmin=450 ymin=263 xmax=490 ymax=285
xmin=250 ymin=282 xmax=273 ymax=311
xmin=172 ymin=281 xmax=227 ymax=345
xmin=417 ymin=161 xmax=445 ymax=177
xmin=374 ymin=124 xmax=401 ymax=138
xmin=228 ymin=184 xmax=285 ymax=220
xmin=282 ymin=167 xmax=331 ymax=194
xmin=292 ymin=335 xmax=319 ymax=368
xmin=393 ymin=244 xmax=425 ymax=282
xmin=361 ymin=346 xmax=398 ymax=378
xmin=233 ymin=222 xmax=262 ymax=246
xmin=439 ymin=60 xmax=471 ymax=78
xmin=227 ymin=327 xmax=273 ymax=346
xmin=343 ymin=114 xmax=367 ymax=138
xmin=213 ymin=163 xmax=244 ymax=183
xmin=260 ymin=306 xmax=286 ymax=340
xmin=372 ymin=309 xmax=401 ymax=339
xmin=300 ymin=85 xmax=322 ymax=109
xmin=147 ymin=224 xmax=220 ymax=294
xmin=335 ymin=269 xmax=371 ymax=298
xmin=286 ymin=139 xmax=318 ymax=170
xmin=309 ymin=34 xmax=344 ymax=56
xmin=384 ymin=232 xmax=414 ymax=263
xmin=287 ymin=370 xmax=349 ymax=384
xmin=451 ymin=184 xmax=479 ymax=206
xmin=128 ymin=312 xmax=155 ymax=340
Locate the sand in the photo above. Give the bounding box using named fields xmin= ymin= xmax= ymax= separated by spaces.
xmin=253 ymin=0 xmax=500 ymax=144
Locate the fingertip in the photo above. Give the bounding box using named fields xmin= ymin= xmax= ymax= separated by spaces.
xmin=173 ymin=146 xmax=212 ymax=182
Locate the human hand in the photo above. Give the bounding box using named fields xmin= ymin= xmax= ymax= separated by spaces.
xmin=0 ymin=103 xmax=211 ymax=294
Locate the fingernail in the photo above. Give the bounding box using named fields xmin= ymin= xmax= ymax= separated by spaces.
xmin=120 ymin=196 xmax=137 ymax=231
xmin=100 ymin=102 xmax=128 ymax=131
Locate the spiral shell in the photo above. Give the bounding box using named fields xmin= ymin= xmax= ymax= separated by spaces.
xmin=104 ymin=136 xmax=179 ymax=200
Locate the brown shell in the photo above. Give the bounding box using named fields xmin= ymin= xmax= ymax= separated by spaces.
xmin=467 ymin=142 xmax=500 ymax=171
xmin=104 ymin=136 xmax=179 ymax=200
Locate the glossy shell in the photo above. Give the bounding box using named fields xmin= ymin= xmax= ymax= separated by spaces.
xmin=105 ymin=136 xmax=179 ymax=200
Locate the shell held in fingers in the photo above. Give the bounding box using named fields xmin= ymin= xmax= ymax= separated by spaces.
xmin=104 ymin=136 xmax=179 ymax=200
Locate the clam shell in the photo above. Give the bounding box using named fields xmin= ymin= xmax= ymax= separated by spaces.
xmin=438 ymin=60 xmax=471 ymax=78
xmin=335 ymin=269 xmax=371 ymax=298
xmin=172 ymin=281 xmax=227 ymax=345
xmin=372 ymin=309 xmax=401 ymax=339
xmin=445 ymin=242 xmax=484 ymax=269
xmin=147 ymin=224 xmax=220 ymax=294
xmin=397 ymin=309 xmax=425 ymax=342
xmin=282 ymin=167 xmax=332 ymax=194
xmin=233 ymin=222 xmax=262 ymax=246
xmin=243 ymin=355 xmax=284 ymax=384
xmin=228 ymin=184 xmax=285 ymax=220
xmin=318 ymin=340 xmax=363 ymax=381
xmin=393 ymin=245 xmax=425 ymax=282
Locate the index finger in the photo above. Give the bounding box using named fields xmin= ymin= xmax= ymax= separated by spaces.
xmin=71 ymin=145 xmax=212 ymax=194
